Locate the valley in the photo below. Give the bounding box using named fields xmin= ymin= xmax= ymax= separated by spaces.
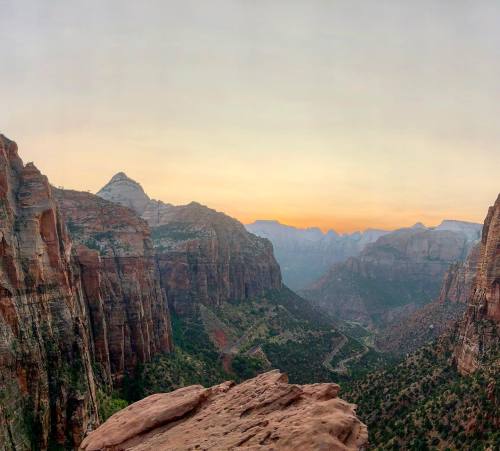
xmin=0 ymin=133 xmax=498 ymax=450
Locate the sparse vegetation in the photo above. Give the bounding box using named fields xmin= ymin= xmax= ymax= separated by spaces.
xmin=344 ymin=337 xmax=500 ymax=450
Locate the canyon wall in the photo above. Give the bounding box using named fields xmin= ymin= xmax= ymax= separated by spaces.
xmin=0 ymin=135 xmax=98 ymax=449
xmin=438 ymin=242 xmax=481 ymax=304
xmin=54 ymin=189 xmax=173 ymax=384
xmin=455 ymin=194 xmax=500 ymax=374
xmin=98 ymin=173 xmax=282 ymax=315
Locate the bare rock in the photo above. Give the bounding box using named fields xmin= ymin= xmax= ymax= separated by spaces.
xmin=455 ymin=194 xmax=500 ymax=374
xmin=54 ymin=188 xmax=173 ymax=384
xmin=97 ymin=174 xmax=282 ymax=315
xmin=0 ymin=134 xmax=99 ymax=449
xmin=81 ymin=370 xmax=367 ymax=451
xmin=438 ymin=242 xmax=481 ymax=304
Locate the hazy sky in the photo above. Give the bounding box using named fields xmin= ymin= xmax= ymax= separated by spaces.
xmin=1 ymin=1 xmax=499 ymax=232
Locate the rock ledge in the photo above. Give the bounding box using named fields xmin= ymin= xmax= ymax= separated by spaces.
xmin=81 ymin=370 xmax=367 ymax=450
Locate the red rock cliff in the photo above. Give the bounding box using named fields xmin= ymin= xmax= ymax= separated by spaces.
xmin=54 ymin=189 xmax=173 ymax=384
xmin=0 ymin=135 xmax=99 ymax=449
xmin=97 ymin=173 xmax=282 ymax=315
xmin=455 ymin=194 xmax=500 ymax=374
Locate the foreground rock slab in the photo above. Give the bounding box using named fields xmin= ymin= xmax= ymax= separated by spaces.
xmin=81 ymin=370 xmax=367 ymax=450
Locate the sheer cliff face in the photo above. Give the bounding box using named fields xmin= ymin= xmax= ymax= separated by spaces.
xmin=151 ymin=203 xmax=282 ymax=314
xmin=54 ymin=189 xmax=173 ymax=384
xmin=303 ymin=226 xmax=478 ymax=326
xmin=0 ymin=135 xmax=98 ymax=449
xmin=97 ymin=174 xmax=282 ymax=315
xmin=438 ymin=242 xmax=481 ymax=304
xmin=455 ymin=194 xmax=500 ymax=375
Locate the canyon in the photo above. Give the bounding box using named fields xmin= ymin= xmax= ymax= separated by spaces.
xmin=0 ymin=135 xmax=366 ymax=450
xmin=302 ymin=221 xmax=481 ymax=327
xmin=0 ymin=132 xmax=498 ymax=450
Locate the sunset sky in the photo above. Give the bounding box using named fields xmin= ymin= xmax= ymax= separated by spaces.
xmin=2 ymin=1 xmax=499 ymax=232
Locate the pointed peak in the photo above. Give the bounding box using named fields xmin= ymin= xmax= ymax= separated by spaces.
xmin=97 ymin=172 xmax=151 ymax=215
xmin=411 ymin=222 xmax=427 ymax=230
xmin=108 ymin=171 xmax=140 ymax=184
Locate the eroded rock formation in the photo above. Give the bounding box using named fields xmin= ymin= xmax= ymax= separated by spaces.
xmin=97 ymin=173 xmax=282 ymax=315
xmin=80 ymin=370 xmax=367 ymax=451
xmin=0 ymin=135 xmax=99 ymax=449
xmin=455 ymin=194 xmax=500 ymax=374
xmin=54 ymin=189 xmax=173 ymax=384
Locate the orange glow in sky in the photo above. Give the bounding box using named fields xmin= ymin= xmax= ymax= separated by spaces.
xmin=2 ymin=1 xmax=499 ymax=232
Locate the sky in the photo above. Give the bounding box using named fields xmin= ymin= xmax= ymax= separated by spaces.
xmin=1 ymin=1 xmax=499 ymax=232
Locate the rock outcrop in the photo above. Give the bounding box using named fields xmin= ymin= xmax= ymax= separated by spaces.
xmin=455 ymin=194 xmax=500 ymax=375
xmin=80 ymin=370 xmax=367 ymax=451
xmin=303 ymin=225 xmax=479 ymax=326
xmin=97 ymin=173 xmax=282 ymax=315
xmin=0 ymin=135 xmax=99 ymax=449
xmin=54 ymin=189 xmax=173 ymax=384
xmin=246 ymin=220 xmax=388 ymax=290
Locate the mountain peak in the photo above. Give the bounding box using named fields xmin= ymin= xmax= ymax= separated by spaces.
xmin=97 ymin=172 xmax=151 ymax=214
xmin=110 ymin=171 xmax=133 ymax=182
xmin=411 ymin=222 xmax=427 ymax=229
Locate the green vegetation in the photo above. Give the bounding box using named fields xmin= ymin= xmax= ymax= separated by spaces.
xmin=344 ymin=337 xmax=500 ymax=450
xmin=262 ymin=331 xmax=341 ymax=383
xmin=151 ymin=223 xmax=200 ymax=242
xmin=97 ymin=391 xmax=128 ymax=421
xmin=122 ymin=313 xmax=230 ymax=402
xmin=202 ymin=288 xmax=387 ymax=384
xmin=120 ymin=288 xmax=387 ymax=406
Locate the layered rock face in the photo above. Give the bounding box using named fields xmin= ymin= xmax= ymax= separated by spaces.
xmin=246 ymin=220 xmax=388 ymax=290
xmin=80 ymin=370 xmax=368 ymax=451
xmin=455 ymin=194 xmax=500 ymax=375
xmin=0 ymin=135 xmax=98 ymax=449
xmin=97 ymin=174 xmax=282 ymax=315
xmin=151 ymin=203 xmax=282 ymax=314
xmin=54 ymin=189 xmax=172 ymax=384
xmin=303 ymin=225 xmax=479 ymax=326
xmin=438 ymin=242 xmax=480 ymax=304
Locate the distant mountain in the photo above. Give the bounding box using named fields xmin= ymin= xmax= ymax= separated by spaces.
xmin=435 ymin=219 xmax=483 ymax=241
xmin=246 ymin=220 xmax=388 ymax=290
xmin=302 ymin=222 xmax=481 ymax=326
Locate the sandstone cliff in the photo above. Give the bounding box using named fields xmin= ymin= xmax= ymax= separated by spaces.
xmin=438 ymin=242 xmax=480 ymax=304
xmin=54 ymin=189 xmax=173 ymax=384
xmin=455 ymin=194 xmax=500 ymax=374
xmin=97 ymin=173 xmax=282 ymax=315
xmin=0 ymin=135 xmax=98 ymax=449
xmin=80 ymin=370 xmax=367 ymax=451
